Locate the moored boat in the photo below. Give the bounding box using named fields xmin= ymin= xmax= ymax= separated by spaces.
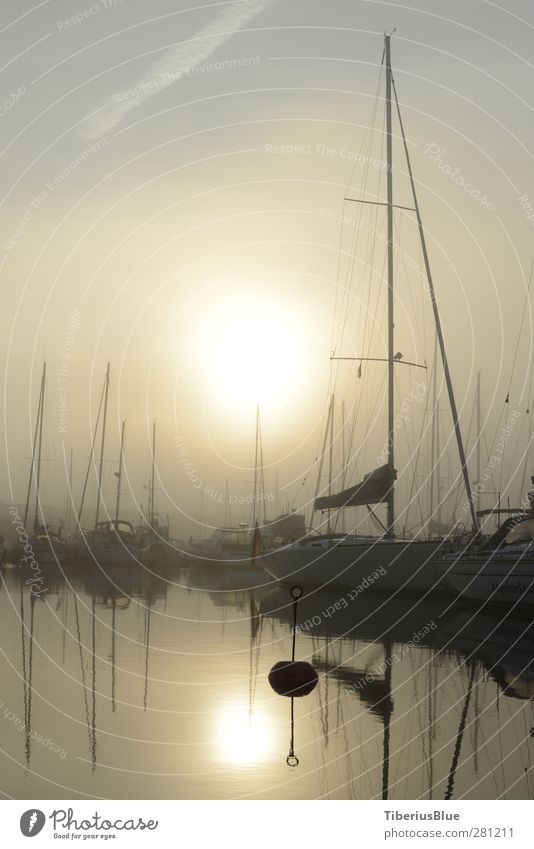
xmin=437 ymin=513 xmax=534 ymax=606
xmin=260 ymin=34 xmax=478 ymax=592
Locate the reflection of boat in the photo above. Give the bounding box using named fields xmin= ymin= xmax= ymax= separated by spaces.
xmin=437 ymin=511 xmax=534 ymax=606
xmin=260 ymin=35 xmax=477 ymax=593
xmin=439 ymin=607 xmax=534 ymax=700
xmin=185 ymin=559 xmax=272 ymax=592
xmin=261 ymin=586 xmax=445 ymax=646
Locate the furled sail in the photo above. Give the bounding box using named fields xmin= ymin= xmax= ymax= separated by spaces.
xmin=314 ymin=464 xmax=395 ymax=511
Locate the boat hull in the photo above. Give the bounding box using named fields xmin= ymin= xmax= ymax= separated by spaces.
xmin=438 ymin=553 xmax=534 ymax=605
xmin=260 ymin=537 xmax=446 ymax=593
xmin=67 ymin=536 xmax=142 ymax=568
xmin=16 ymin=536 xmax=67 ymax=567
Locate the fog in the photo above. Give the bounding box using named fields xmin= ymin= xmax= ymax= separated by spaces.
xmin=2 ymin=0 xmax=534 ymax=541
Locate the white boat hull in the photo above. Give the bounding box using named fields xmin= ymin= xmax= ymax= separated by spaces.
xmin=260 ymin=536 xmax=446 ymax=593
xmin=438 ymin=552 xmax=534 ymax=605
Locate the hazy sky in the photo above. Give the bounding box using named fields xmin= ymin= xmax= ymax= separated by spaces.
xmin=2 ymin=0 xmax=534 ymax=536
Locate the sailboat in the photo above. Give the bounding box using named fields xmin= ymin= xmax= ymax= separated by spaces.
xmin=260 ymin=34 xmax=477 ymax=593
xmin=136 ymin=422 xmax=183 ymax=566
xmin=190 ymin=405 xmax=306 ymax=565
xmin=70 ymin=365 xmax=140 ymax=567
xmin=19 ymin=362 xmax=66 ymax=567
xmin=436 ymin=483 xmax=534 ymax=605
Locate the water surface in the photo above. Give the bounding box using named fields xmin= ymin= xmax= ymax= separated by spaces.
xmin=1 ymin=559 xmax=533 ymax=800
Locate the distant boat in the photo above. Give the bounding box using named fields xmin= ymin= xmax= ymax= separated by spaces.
xmin=18 ymin=362 xmax=66 ymax=568
xmin=188 ymin=405 xmax=307 ymax=569
xmin=69 ymin=370 xmax=141 ymax=567
xmin=261 ymin=35 xmax=476 ymax=593
xmin=192 ymin=513 xmax=307 ymax=564
xmin=135 ymin=422 xmax=185 ymax=566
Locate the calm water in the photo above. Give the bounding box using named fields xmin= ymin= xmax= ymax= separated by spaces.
xmin=1 ymin=558 xmax=534 ymax=800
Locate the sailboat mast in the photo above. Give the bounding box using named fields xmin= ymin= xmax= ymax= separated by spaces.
xmin=341 ymin=399 xmax=346 ymax=534
xmin=385 ymin=35 xmax=395 ymax=538
xmin=391 ymin=77 xmax=479 ymax=532
xmin=476 ymin=371 xmax=481 ymax=487
xmin=429 ymin=335 xmax=438 ymax=525
xmin=252 ymin=404 xmax=260 ymax=528
xmin=23 ymin=363 xmax=45 ymax=531
xmin=95 ymin=362 xmax=110 ymax=528
xmin=34 ymin=363 xmax=46 ymax=532
xmin=149 ymin=421 xmax=156 ymax=525
xmin=114 ymin=420 xmax=125 ymax=524
xmin=65 ymin=447 xmax=73 ymax=534
xmin=327 ymin=394 xmax=335 ymax=534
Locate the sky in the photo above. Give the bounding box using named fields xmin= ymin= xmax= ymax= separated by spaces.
xmin=2 ymin=0 xmax=534 ymax=538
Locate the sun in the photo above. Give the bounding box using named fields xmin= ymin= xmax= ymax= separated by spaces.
xmin=195 ymin=292 xmax=308 ymax=418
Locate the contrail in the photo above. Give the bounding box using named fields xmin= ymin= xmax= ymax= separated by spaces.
xmin=80 ymin=0 xmax=274 ymax=139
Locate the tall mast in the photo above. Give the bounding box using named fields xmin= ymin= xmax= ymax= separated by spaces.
xmin=224 ymin=478 xmax=230 ymax=526
xmin=65 ymin=447 xmax=73 ymax=534
xmin=327 ymin=394 xmax=335 ymax=534
xmin=94 ymin=362 xmax=110 ymax=528
xmin=392 ymin=76 xmax=479 ymax=532
xmin=341 ymin=399 xmax=346 ymax=534
xmin=34 ymin=363 xmax=46 ymax=532
xmin=114 ymin=420 xmax=125 ymax=524
xmin=436 ymin=400 xmax=442 ymax=526
xmin=252 ymin=404 xmax=260 ymax=528
xmin=476 ymin=371 xmax=481 ymax=487
xmin=149 ymin=421 xmax=156 ymax=526
xmin=430 ymin=333 xmax=443 ymax=528
xmin=23 ymin=363 xmax=45 ymax=531
xmin=385 ymin=34 xmax=395 ymax=538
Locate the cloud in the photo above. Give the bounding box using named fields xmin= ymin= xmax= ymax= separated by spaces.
xmin=80 ymin=0 xmax=274 ymax=139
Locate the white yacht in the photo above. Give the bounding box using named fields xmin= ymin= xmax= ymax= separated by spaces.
xmin=437 ymin=512 xmax=534 ymax=606
xmin=261 ymin=35 xmax=477 ymax=593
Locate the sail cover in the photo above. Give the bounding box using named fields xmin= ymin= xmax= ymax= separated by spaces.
xmin=314 ymin=464 xmax=395 ymax=511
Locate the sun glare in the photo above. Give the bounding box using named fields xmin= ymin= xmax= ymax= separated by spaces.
xmin=214 ymin=705 xmax=274 ymax=765
xmin=194 ymin=293 xmax=308 ymax=418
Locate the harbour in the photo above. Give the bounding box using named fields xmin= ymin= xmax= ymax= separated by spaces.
xmin=2 ymin=0 xmax=534 ymax=829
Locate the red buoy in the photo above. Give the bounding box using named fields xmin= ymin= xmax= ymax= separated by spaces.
xmin=268 ymin=660 xmax=318 ymax=697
